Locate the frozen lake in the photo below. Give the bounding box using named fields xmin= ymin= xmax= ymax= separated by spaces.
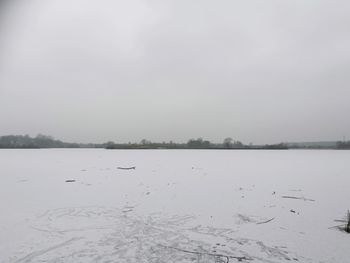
xmin=0 ymin=149 xmax=349 ymax=262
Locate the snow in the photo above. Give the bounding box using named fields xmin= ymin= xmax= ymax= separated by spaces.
xmin=0 ymin=149 xmax=349 ymax=262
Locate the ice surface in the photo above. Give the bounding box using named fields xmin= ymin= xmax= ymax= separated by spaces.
xmin=0 ymin=149 xmax=349 ymax=262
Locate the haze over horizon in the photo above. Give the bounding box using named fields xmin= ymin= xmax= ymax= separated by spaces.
xmin=1 ymin=0 xmax=349 ymax=144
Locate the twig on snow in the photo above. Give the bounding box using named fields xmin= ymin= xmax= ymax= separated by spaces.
xmin=117 ymin=166 xmax=136 ymax=170
xmin=281 ymin=196 xmax=315 ymax=202
xmin=256 ymin=217 xmax=275 ymax=225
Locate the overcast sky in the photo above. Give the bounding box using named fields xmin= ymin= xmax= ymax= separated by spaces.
xmin=0 ymin=0 xmax=349 ymax=144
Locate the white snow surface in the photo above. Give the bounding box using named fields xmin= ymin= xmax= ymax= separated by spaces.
xmin=0 ymin=149 xmax=349 ymax=262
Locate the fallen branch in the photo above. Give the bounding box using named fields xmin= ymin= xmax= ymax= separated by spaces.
xmin=256 ymin=217 xmax=275 ymax=225
xmin=281 ymin=196 xmax=315 ymax=202
xmin=117 ymin=166 xmax=136 ymax=170
xmin=159 ymin=244 xmax=252 ymax=262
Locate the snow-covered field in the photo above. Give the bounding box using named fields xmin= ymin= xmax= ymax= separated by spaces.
xmin=0 ymin=149 xmax=349 ymax=263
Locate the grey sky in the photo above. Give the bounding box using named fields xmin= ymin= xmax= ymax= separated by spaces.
xmin=0 ymin=0 xmax=349 ymax=144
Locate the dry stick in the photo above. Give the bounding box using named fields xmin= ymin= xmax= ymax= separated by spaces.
xmin=281 ymin=196 xmax=315 ymax=202
xmin=159 ymin=244 xmax=252 ymax=262
xmin=334 ymin=219 xmax=347 ymax=223
xmin=328 ymin=224 xmax=346 ymax=229
xmin=117 ymin=166 xmax=136 ymax=170
xmin=256 ymin=217 xmax=275 ymax=225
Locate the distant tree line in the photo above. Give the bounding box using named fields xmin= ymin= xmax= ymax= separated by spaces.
xmin=2 ymin=134 xmax=349 ymax=150
xmin=105 ymin=137 xmax=288 ymax=150
xmin=286 ymin=140 xmax=350 ymax=149
xmin=0 ymin=134 xmax=110 ymax=149
xmin=0 ymin=134 xmax=82 ymax=148
xmin=336 ymin=141 xmax=350 ymax=149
